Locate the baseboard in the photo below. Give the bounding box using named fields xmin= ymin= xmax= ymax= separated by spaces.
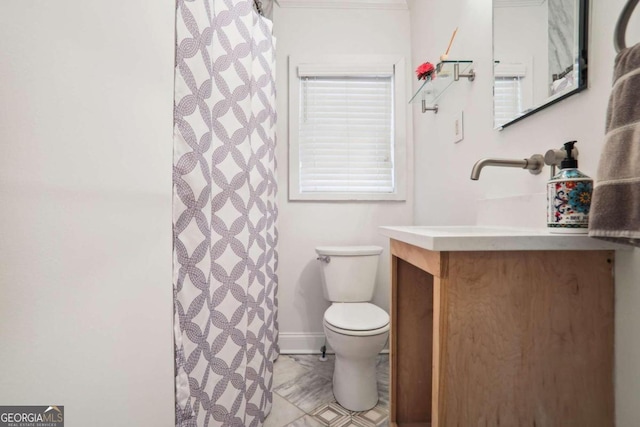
xmin=278 ymin=332 xmax=331 ymax=354
xmin=278 ymin=332 xmax=390 ymax=355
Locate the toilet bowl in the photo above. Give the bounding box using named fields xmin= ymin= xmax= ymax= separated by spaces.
xmin=323 ymin=302 xmax=389 ymax=411
xmin=315 ymin=245 xmax=389 ymax=412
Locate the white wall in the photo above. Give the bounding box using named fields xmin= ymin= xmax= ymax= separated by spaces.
xmin=0 ymin=1 xmax=175 ymax=425
xmin=273 ymin=5 xmax=413 ymax=352
xmin=408 ymin=0 xmax=640 ymax=425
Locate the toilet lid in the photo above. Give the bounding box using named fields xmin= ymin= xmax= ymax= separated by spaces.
xmin=324 ymin=303 xmax=389 ymax=331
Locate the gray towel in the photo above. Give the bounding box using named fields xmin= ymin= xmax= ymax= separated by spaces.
xmin=589 ymin=43 xmax=640 ymax=246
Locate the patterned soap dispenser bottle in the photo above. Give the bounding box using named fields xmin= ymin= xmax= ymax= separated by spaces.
xmin=547 ymin=141 xmax=593 ymax=233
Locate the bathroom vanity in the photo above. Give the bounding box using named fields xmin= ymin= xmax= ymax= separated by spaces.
xmin=379 ymin=226 xmax=625 ymax=427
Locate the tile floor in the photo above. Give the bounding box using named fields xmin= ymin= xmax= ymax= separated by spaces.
xmin=266 ymin=354 xmax=389 ymax=427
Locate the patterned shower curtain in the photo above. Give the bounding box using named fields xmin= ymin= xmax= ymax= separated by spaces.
xmin=172 ymin=0 xmax=278 ymax=425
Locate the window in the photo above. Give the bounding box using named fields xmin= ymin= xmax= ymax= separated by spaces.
xmin=494 ymin=62 xmax=528 ymax=128
xmin=289 ymin=56 xmax=407 ymax=201
xmin=494 ymin=76 xmax=523 ymax=128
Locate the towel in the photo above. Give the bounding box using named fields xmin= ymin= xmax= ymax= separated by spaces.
xmin=589 ymin=43 xmax=640 ymax=246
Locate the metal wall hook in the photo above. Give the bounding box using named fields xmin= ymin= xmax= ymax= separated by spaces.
xmin=454 ymin=63 xmax=475 ymax=81
xmin=421 ymin=100 xmax=439 ymax=114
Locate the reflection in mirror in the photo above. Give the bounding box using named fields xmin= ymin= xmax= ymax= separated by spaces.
xmin=493 ymin=0 xmax=588 ymax=129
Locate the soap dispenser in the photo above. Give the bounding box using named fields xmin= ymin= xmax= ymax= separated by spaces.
xmin=547 ymin=141 xmax=593 ymax=233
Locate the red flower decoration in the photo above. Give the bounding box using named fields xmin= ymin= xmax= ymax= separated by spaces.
xmin=416 ymin=62 xmax=436 ymax=80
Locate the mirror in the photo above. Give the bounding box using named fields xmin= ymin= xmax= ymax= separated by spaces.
xmin=493 ymin=0 xmax=588 ymax=129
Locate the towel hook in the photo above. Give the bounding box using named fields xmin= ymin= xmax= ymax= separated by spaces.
xmin=615 ymin=0 xmax=639 ymax=53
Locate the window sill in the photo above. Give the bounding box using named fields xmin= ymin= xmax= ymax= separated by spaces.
xmin=289 ymin=191 xmax=406 ymax=202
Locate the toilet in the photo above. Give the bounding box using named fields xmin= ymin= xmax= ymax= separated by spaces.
xmin=315 ymin=245 xmax=390 ymax=412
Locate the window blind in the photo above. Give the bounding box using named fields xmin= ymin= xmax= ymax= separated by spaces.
xmin=298 ymin=75 xmax=394 ymax=193
xmin=494 ymin=76 xmax=524 ymax=128
xmin=494 ymin=63 xmax=526 ymax=127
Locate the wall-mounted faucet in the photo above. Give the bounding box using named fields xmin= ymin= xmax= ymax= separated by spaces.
xmin=470 ymin=154 xmax=544 ymax=180
xmin=544 ymin=144 xmax=579 ymax=178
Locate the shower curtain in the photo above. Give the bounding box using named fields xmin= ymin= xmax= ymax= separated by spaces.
xmin=172 ymin=0 xmax=278 ymax=425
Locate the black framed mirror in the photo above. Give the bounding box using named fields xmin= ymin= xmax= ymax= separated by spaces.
xmin=493 ymin=0 xmax=588 ymax=129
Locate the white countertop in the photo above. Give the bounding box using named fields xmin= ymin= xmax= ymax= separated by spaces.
xmin=379 ymin=225 xmax=630 ymax=251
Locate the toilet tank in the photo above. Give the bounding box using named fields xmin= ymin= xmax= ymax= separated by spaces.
xmin=315 ymin=245 xmax=383 ymax=302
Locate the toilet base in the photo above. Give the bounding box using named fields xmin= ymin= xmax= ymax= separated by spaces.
xmin=323 ymin=323 xmax=389 ymax=412
xmin=333 ymin=353 xmax=379 ymax=411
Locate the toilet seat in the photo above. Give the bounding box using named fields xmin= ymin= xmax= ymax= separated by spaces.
xmin=324 ymin=320 xmax=390 ymax=337
xmin=324 ymin=303 xmax=390 ymax=337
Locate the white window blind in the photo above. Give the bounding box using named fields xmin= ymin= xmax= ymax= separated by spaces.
xmin=298 ymin=75 xmax=394 ymax=193
xmin=494 ymin=63 xmax=527 ymax=128
xmin=494 ymin=77 xmax=523 ymax=127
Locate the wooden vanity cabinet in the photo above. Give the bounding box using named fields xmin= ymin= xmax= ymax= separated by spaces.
xmin=389 ymin=239 xmax=614 ymax=427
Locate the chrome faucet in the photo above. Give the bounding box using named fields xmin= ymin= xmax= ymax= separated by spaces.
xmin=544 ymin=145 xmax=579 ymax=178
xmin=470 ymin=154 xmax=544 ymax=180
